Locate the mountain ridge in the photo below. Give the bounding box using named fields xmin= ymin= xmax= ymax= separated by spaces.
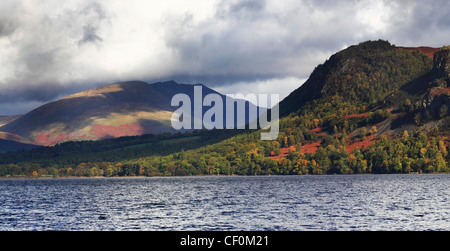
xmin=0 ymin=80 xmax=262 ymax=146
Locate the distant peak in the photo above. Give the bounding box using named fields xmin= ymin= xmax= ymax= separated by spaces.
xmin=150 ymin=80 xmax=180 ymax=86
xmin=110 ymin=80 xmax=149 ymax=87
xmin=61 ymin=81 xmax=151 ymax=100
xmin=163 ymin=80 xmax=178 ymax=85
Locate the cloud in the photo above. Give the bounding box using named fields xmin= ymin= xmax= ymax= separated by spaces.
xmin=214 ymin=76 xmax=307 ymax=108
xmin=78 ymin=25 xmax=103 ymax=45
xmin=385 ymin=0 xmax=450 ymax=46
xmin=161 ymin=0 xmax=450 ymax=92
xmin=0 ymin=0 xmax=449 ymax=115
xmin=0 ymin=19 xmax=17 ymax=38
xmin=161 ymin=0 xmax=408 ymax=83
xmin=77 ymin=2 xmax=108 ymax=45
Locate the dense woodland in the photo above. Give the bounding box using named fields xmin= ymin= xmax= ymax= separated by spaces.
xmin=0 ymin=117 xmax=448 ymax=178
xmin=0 ymin=40 xmax=449 ymax=178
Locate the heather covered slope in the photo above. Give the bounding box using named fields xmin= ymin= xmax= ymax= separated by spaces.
xmin=0 ymin=80 xmax=262 ymax=146
xmin=1 ymin=81 xmax=177 ymax=145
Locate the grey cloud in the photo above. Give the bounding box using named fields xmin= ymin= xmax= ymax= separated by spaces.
xmin=19 ymin=49 xmax=58 ymax=76
xmin=0 ymin=19 xmax=17 ymax=37
xmin=216 ymin=0 xmax=266 ymax=20
xmin=76 ymin=1 xmax=108 ymax=29
xmin=163 ymin=0 xmax=365 ymax=85
xmin=229 ymin=0 xmax=265 ymax=13
xmin=164 ymin=0 xmax=450 ymax=90
xmin=0 ymin=1 xmax=111 ymax=102
xmin=0 ymin=79 xmax=104 ymax=105
xmin=161 ymin=73 xmax=283 ymax=88
xmin=76 ymin=2 xmax=108 ymax=45
xmin=0 ymin=84 xmax=65 ymax=104
xmin=78 ymin=25 xmax=103 ymax=45
xmin=0 ymin=0 xmax=22 ymax=37
xmin=0 ymin=82 xmax=101 ymax=115
xmin=376 ymin=0 xmax=450 ymax=47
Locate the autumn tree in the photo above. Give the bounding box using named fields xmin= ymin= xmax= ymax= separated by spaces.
xmin=369 ymin=126 xmax=377 ymax=135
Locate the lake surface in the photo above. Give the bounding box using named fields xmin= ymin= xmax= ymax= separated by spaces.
xmin=0 ymin=174 xmax=448 ymax=231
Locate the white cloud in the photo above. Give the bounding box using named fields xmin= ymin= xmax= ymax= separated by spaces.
xmin=356 ymin=0 xmax=393 ymax=35
xmin=214 ymin=77 xmax=306 ymax=108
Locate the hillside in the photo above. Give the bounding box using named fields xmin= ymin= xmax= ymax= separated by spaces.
xmin=0 ymin=115 xmax=21 ymax=127
xmin=280 ymin=40 xmax=434 ymax=116
xmin=0 ymin=139 xmax=37 ymax=153
xmin=1 ymin=81 xmax=175 ymax=146
xmin=0 ymin=80 xmax=261 ymax=146
xmin=0 ymin=40 xmax=448 ymax=177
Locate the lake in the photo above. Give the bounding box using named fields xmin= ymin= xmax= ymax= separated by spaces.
xmin=0 ymin=174 xmax=448 ymax=231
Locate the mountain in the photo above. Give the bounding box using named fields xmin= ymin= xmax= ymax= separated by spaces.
xmin=0 ymin=125 xmax=36 ymax=153
xmin=1 ymin=40 xmax=449 ymax=178
xmin=0 ymin=115 xmax=21 ymax=127
xmin=0 ymin=80 xmax=263 ymax=146
xmin=280 ymin=40 xmax=436 ymax=116
xmin=276 ymin=40 xmax=449 ymax=147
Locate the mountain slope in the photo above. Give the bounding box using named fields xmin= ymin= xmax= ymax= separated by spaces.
xmin=275 ymin=41 xmax=449 ymax=147
xmin=280 ymin=40 xmax=434 ymax=116
xmin=0 ymin=115 xmax=22 ymax=127
xmin=0 ymin=139 xmax=37 ymax=153
xmin=0 ymin=80 xmax=262 ymax=146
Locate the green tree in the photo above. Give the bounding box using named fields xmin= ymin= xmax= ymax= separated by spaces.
xmin=47 ymin=167 xmax=59 ymax=177
xmin=360 ymin=127 xmax=367 ymax=141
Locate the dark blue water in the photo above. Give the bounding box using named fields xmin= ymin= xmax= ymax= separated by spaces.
xmin=0 ymin=174 xmax=448 ymax=231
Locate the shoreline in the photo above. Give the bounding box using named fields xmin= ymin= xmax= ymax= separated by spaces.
xmin=0 ymin=172 xmax=447 ymax=180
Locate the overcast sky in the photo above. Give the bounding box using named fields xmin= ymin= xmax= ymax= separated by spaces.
xmin=0 ymin=0 xmax=449 ymax=115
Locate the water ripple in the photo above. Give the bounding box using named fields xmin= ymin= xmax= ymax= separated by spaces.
xmin=0 ymin=174 xmax=449 ymax=231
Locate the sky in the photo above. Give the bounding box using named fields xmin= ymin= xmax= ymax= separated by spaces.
xmin=0 ymin=0 xmax=449 ymax=115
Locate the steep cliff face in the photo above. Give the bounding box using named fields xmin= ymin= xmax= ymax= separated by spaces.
xmin=432 ymin=47 xmax=450 ymax=79
xmin=417 ymin=47 xmax=450 ymax=118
